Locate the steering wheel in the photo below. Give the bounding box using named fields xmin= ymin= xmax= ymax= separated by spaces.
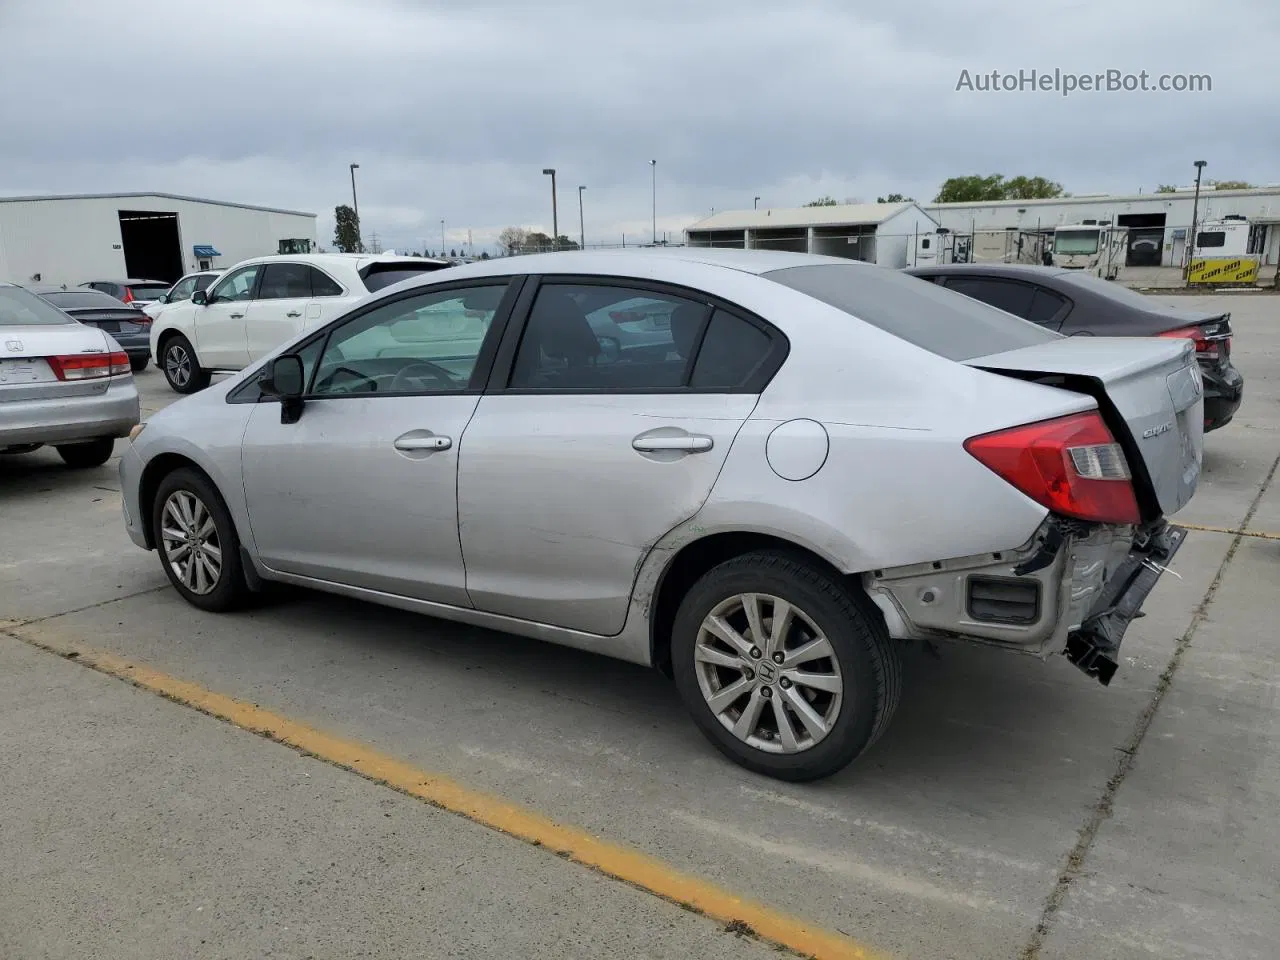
xmin=389 ymin=361 xmax=460 ymax=392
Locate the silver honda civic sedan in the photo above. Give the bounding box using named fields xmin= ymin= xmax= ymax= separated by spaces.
xmin=118 ymin=249 xmax=1200 ymax=781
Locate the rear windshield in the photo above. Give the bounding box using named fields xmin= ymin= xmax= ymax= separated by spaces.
xmin=763 ymin=263 xmax=1061 ymax=361
xmin=1054 ymin=271 xmax=1164 ymax=310
xmin=360 ymin=263 xmax=451 ymax=293
xmin=127 ymin=283 xmax=171 ymax=299
xmin=1 ymin=286 xmax=76 ymax=326
xmin=42 ymin=290 xmax=136 ymax=311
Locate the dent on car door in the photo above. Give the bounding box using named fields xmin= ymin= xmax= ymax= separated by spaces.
xmin=238 ymin=279 xmax=518 ymax=605
xmin=457 ymin=279 xmax=783 ymax=635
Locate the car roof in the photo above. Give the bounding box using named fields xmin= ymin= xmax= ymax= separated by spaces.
xmin=83 ymin=278 xmax=170 ymax=285
xmin=231 ymin=253 xmax=451 ymax=268
xmin=904 ymin=263 xmax=1074 ymax=280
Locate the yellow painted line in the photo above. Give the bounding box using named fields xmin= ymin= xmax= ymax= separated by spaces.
xmin=5 ymin=624 xmax=885 ymax=960
xmin=1179 ymin=522 xmax=1280 ymax=542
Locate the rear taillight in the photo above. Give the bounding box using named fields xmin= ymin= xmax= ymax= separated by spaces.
xmin=121 ymin=289 xmax=134 ymax=304
xmin=964 ymin=411 xmax=1140 ymax=525
xmin=46 ymin=351 xmax=132 ymax=380
xmin=1159 ymin=324 xmax=1229 ymax=361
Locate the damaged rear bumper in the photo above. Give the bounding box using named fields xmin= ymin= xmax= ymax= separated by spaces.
xmin=864 ymin=516 xmax=1184 ymax=684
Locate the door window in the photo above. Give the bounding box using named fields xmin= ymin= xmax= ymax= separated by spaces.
xmin=943 ymin=276 xmax=1037 ymax=320
xmin=1026 ymin=289 xmax=1069 ymax=328
xmin=309 ymin=267 xmax=344 ymax=297
xmin=257 ymin=262 xmax=313 ymax=300
xmin=168 ymin=276 xmax=198 ymax=301
xmin=208 ymin=264 xmax=261 ymax=303
xmin=308 ymin=283 xmax=510 ymax=396
xmin=688 ymin=309 xmax=775 ymax=389
xmin=508 ymin=283 xmax=716 ymax=391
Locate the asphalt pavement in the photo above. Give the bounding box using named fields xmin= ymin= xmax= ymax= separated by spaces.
xmin=2 ymin=293 xmax=1277 ymax=960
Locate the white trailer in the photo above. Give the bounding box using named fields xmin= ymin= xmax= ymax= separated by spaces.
xmin=1051 ymin=221 xmax=1128 ymax=280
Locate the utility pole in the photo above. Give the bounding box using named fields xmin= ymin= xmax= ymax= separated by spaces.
xmin=440 ymin=219 xmax=445 ymax=257
xmin=649 ymin=160 xmax=657 ymax=244
xmin=1186 ymin=160 xmax=1207 ymax=283
xmin=542 ymin=168 xmax=558 ymax=249
xmin=349 ymin=162 xmax=362 ymax=253
xmin=754 ymin=196 xmax=760 ymax=209
xmin=578 ymin=185 xmax=586 ymax=250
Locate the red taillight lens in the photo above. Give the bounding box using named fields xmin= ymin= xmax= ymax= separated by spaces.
xmin=1159 ymin=324 xmax=1225 ymax=360
xmin=964 ymin=411 xmax=1140 ymax=525
xmin=46 ymin=351 xmax=132 ymax=380
xmin=121 ymin=289 xmax=134 ymax=304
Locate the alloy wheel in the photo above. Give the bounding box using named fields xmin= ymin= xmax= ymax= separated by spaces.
xmin=165 ymin=344 xmax=191 ymax=387
xmin=693 ymin=593 xmax=844 ymax=754
xmin=159 ymin=490 xmax=223 ymax=595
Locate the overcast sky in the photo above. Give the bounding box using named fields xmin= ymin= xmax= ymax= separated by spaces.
xmin=1 ymin=0 xmax=1275 ymax=253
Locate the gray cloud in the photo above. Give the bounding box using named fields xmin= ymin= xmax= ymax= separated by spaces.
xmin=1 ymin=0 xmax=1273 ymax=252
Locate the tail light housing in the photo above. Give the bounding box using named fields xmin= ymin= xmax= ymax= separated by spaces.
xmin=964 ymin=411 xmax=1140 ymax=525
xmin=1158 ymin=323 xmax=1230 ymax=361
xmin=120 ymin=288 xmax=135 ymax=304
xmin=46 ymin=350 xmax=132 ymax=380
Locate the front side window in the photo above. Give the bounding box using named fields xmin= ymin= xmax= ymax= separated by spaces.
xmin=168 ymin=277 xmax=198 ymax=301
xmin=209 ymin=265 xmax=260 ymax=303
xmin=308 ymin=283 xmax=510 ymax=397
xmin=257 ymin=262 xmax=312 ymax=300
xmin=509 ymin=284 xmax=708 ymax=390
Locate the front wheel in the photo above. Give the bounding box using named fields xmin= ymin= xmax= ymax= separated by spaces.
xmin=56 ymin=438 xmax=116 ymax=468
xmin=160 ymin=335 xmax=211 ymax=394
xmin=152 ymin=467 xmax=249 ymax=612
xmin=671 ymin=551 xmax=901 ymax=782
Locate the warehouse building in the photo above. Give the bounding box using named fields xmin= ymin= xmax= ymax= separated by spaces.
xmin=685 ymin=201 xmax=941 ymax=269
xmin=922 ymin=186 xmax=1280 ymax=269
xmin=0 ymin=192 xmax=319 ymax=287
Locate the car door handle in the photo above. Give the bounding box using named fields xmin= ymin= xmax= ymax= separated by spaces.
xmin=286 ymin=310 xmax=302 ymax=317
xmin=394 ymin=435 xmax=452 ymax=451
xmin=230 ymin=312 xmax=245 ymax=319
xmin=632 ymin=435 xmax=713 ymax=452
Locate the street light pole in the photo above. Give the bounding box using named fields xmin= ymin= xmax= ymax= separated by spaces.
xmin=649 ymin=160 xmax=657 ymax=244
xmin=578 ymin=185 xmax=586 ymax=250
xmin=542 ymin=168 xmax=558 ymax=250
xmin=1186 ymin=159 xmax=1207 ymax=281
xmin=349 ymin=163 xmax=362 ymax=253
xmin=440 ymin=219 xmax=446 ymax=257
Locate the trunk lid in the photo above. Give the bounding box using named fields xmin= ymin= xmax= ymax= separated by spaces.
xmin=964 ymin=337 xmax=1202 ymax=518
xmin=0 ymin=324 xmax=115 ymax=402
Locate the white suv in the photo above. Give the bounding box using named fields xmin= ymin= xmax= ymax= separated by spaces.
xmin=150 ymin=253 xmax=452 ymax=393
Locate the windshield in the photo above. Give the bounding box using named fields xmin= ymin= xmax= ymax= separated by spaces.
xmin=1054 ymin=230 xmax=1100 ymax=255
xmin=1 ymin=286 xmax=76 ymax=326
xmin=41 ymin=290 xmax=136 ymax=311
xmin=763 ymin=263 xmax=1061 ymax=361
xmin=127 ymin=283 xmax=171 ymax=300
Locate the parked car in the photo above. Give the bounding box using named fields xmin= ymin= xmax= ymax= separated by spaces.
xmin=904 ymin=263 xmax=1243 ymax=431
xmin=30 ymin=286 xmax=152 ymax=372
xmin=141 ymin=270 xmax=223 ymax=319
xmin=149 ymin=253 xmax=454 ymax=394
xmin=119 ymin=249 xmax=1200 ymax=781
xmin=1 ymin=281 xmax=140 ymax=467
xmin=79 ymin=278 xmax=172 ymax=309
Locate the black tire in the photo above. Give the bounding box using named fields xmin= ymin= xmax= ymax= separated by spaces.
xmin=160 ymin=334 xmax=211 ymax=394
xmin=671 ymin=550 xmax=902 ymax=782
xmin=151 ymin=467 xmax=249 ymax=612
xmin=56 ymin=438 xmax=116 ymax=469
xmin=129 ymin=354 xmax=150 ymax=373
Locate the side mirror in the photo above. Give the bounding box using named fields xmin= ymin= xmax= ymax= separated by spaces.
xmin=258 ymin=354 xmax=306 ymax=423
xmin=597 ymin=336 xmax=621 ymax=365
xmin=191 ymin=289 xmax=208 ymax=306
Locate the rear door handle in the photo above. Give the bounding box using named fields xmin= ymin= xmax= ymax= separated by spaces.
xmin=286 ymin=310 xmax=302 ymax=318
xmin=230 ymin=312 xmax=245 ymax=319
xmin=632 ymin=435 xmax=713 ymax=452
xmin=394 ymin=435 xmax=452 ymax=451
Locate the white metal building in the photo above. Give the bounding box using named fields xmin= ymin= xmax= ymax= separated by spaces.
xmin=0 ymin=192 xmax=318 ymax=287
xmin=685 ymin=202 xmax=941 ymax=269
xmin=922 ymin=187 xmax=1280 ymax=268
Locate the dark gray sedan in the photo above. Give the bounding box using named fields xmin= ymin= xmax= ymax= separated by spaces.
xmin=905 ymin=263 xmax=1244 ymax=431
xmin=31 ymin=287 xmax=153 ymax=372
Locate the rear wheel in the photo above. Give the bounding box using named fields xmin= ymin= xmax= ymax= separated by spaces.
xmin=161 ymin=335 xmax=211 ymax=394
xmin=56 ymin=438 xmax=116 ymax=468
xmin=671 ymin=551 xmax=901 ymax=782
xmin=129 ymin=355 xmax=150 ymax=373
xmin=152 ymin=468 xmax=248 ymax=612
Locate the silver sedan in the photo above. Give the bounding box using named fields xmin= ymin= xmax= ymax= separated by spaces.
xmin=118 ymin=249 xmax=1200 ymax=780
xmin=1 ymin=282 xmax=140 ymax=468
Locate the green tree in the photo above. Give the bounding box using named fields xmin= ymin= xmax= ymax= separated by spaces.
xmin=1156 ymin=184 xmax=1179 ymax=193
xmin=479 ymin=251 xmax=491 ymax=260
xmin=553 ymin=235 xmax=580 ymax=251
xmin=1214 ymin=180 xmax=1254 ymax=190
xmin=804 ymin=195 xmax=838 ymax=207
xmin=933 ymin=174 xmax=1063 ymax=203
xmin=877 ymin=193 xmax=914 ymax=203
xmin=333 ymin=204 xmax=361 ymax=252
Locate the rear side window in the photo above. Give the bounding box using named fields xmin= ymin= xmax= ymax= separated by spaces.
xmin=690 ymin=310 xmax=773 ymax=389
xmin=360 ymin=262 xmax=451 ymax=293
xmin=1 ymin=286 xmax=75 ymax=326
xmin=764 ymin=263 xmax=1060 ymax=361
xmin=1027 ymin=289 xmax=1068 ymax=328
xmin=942 ymin=277 xmax=1036 ymax=319
xmin=309 ymin=267 xmax=344 ymax=297
xmin=258 ymin=263 xmax=313 ymax=300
